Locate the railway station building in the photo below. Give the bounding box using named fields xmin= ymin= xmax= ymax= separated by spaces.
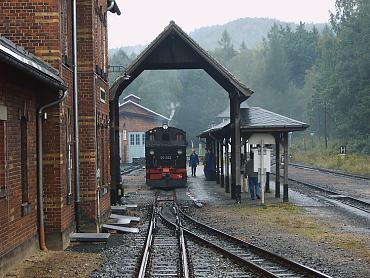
xmin=0 ymin=36 xmax=67 ymax=276
xmin=119 ymin=94 xmax=169 ymax=164
xmin=0 ymin=0 xmax=120 ymax=275
xmin=199 ymin=106 xmax=308 ymax=202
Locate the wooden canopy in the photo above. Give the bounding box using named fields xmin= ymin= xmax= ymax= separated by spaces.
xmin=110 ymin=21 xmax=253 ymax=101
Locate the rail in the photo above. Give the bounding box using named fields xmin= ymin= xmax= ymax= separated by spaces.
xmin=137 ymin=205 xmax=156 ymax=278
xmin=289 ymin=163 xmax=370 ymax=181
xmin=286 ymin=175 xmax=370 ymax=214
xmin=176 ymin=208 xmax=332 ymax=278
xmin=173 ymin=203 xmax=190 ymax=278
xmin=137 ymin=191 xmax=190 ymax=277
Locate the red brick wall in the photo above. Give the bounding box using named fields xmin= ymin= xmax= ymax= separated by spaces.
xmin=0 ymin=68 xmax=39 ymax=258
xmin=0 ymin=0 xmax=111 ymax=239
xmin=0 ymin=0 xmax=62 ymax=70
xmin=0 ymin=0 xmax=76 ymax=240
xmin=77 ymin=0 xmax=110 ymax=226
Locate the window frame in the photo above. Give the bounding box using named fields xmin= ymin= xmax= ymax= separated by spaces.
xmin=130 ymin=134 xmax=135 ymax=145
xmin=99 ymin=87 xmax=106 ymax=103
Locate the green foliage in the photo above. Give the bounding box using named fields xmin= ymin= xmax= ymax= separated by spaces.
xmin=291 ymin=141 xmax=370 ymax=176
xmin=213 ymin=29 xmax=237 ymax=64
xmin=311 ymin=0 xmax=370 ymax=139
xmin=190 ymin=18 xmax=326 ymax=51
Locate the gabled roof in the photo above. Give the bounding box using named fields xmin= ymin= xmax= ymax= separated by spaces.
xmin=122 ymin=94 xmax=141 ymax=102
xmin=0 ymin=36 xmax=65 ymax=90
xmin=110 ymin=21 xmax=254 ymax=101
xmin=119 ymin=100 xmax=169 ymax=121
xmin=240 ymin=107 xmax=308 ymax=130
xmin=199 ymin=107 xmax=308 ymax=138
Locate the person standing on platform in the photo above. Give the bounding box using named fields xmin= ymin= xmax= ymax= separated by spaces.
xmin=204 ymin=148 xmax=216 ymax=180
xmin=189 ymin=149 xmax=199 ymax=177
xmin=246 ymin=151 xmax=260 ymax=200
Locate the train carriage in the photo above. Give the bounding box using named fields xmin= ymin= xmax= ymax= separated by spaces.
xmin=145 ymin=125 xmax=187 ymax=188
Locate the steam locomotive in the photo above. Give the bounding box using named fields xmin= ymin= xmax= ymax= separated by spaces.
xmin=145 ymin=125 xmax=187 ymax=188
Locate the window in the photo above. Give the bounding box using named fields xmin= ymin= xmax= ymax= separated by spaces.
xmin=130 ymin=134 xmax=135 ymax=145
xmin=142 ymin=134 xmax=145 ymax=145
xmin=176 ymin=133 xmax=183 ymax=141
xmin=100 ymin=88 xmax=106 ymax=103
xmin=20 ymin=117 xmax=28 ymax=204
xmin=135 ymin=134 xmax=140 ymax=145
xmin=122 ymin=130 xmax=127 ymax=141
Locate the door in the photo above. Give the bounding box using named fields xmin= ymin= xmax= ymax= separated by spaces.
xmin=128 ymin=132 xmax=145 ymax=163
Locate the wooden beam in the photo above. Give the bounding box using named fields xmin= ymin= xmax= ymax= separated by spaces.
xmin=225 ymin=139 xmax=230 ymax=193
xmin=230 ymin=96 xmax=241 ymax=202
xmin=220 ymin=140 xmax=224 ymax=188
xmin=283 ymin=132 xmax=289 ymax=202
xmin=275 ymin=134 xmax=280 ymax=198
xmin=216 ymin=141 xmax=220 ymax=184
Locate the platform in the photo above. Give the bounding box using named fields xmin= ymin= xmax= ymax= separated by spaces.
xmin=111 ymin=204 xmax=138 ymax=213
xmin=70 ymin=232 xmax=110 ymax=242
xmin=110 ymin=214 xmax=140 ymax=222
xmin=102 ymin=224 xmax=139 ymax=234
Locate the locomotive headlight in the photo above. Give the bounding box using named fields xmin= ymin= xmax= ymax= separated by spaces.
xmin=149 ymin=149 xmax=155 ymax=155
xmin=177 ymin=149 xmax=183 ymax=155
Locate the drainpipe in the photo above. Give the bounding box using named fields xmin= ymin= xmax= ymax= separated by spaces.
xmin=72 ymin=0 xmax=81 ymax=232
xmin=37 ymin=90 xmax=68 ymax=251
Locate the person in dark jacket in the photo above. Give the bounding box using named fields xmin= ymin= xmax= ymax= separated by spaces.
xmin=246 ymin=151 xmax=260 ymax=200
xmin=204 ymin=148 xmax=216 ymax=181
xmin=189 ymin=150 xmax=199 ymax=176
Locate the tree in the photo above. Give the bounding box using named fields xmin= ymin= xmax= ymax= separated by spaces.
xmin=214 ymin=29 xmax=237 ymax=64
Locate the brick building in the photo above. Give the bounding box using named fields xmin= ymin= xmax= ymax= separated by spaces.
xmin=119 ymin=94 xmax=169 ymax=163
xmin=0 ymin=36 xmax=67 ymax=276
xmin=0 ymin=0 xmax=120 ymax=275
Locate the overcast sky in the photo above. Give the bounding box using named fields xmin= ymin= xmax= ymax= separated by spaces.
xmin=108 ymin=0 xmax=336 ymax=48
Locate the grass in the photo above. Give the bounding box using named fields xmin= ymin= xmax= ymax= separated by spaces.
xmin=291 ymin=150 xmax=370 ymax=176
xmin=233 ymin=203 xmax=328 ymax=240
xmin=231 ymin=203 xmax=370 ymax=262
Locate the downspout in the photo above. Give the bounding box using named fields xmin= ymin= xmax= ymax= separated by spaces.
xmin=72 ymin=0 xmax=81 ymax=232
xmin=37 ymin=90 xmax=68 ymax=251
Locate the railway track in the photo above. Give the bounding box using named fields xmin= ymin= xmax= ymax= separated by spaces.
xmin=136 ymin=191 xmax=189 ymax=278
xmin=160 ymin=198 xmax=331 ymax=278
xmin=289 ymin=163 xmax=370 ymax=181
xmin=121 ymin=164 xmax=143 ymax=175
xmin=286 ymin=175 xmax=370 ymax=214
xmin=270 ymin=162 xmax=370 ymax=214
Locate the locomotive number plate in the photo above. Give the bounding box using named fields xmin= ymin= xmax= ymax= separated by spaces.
xmin=160 ymin=155 xmax=171 ymax=160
